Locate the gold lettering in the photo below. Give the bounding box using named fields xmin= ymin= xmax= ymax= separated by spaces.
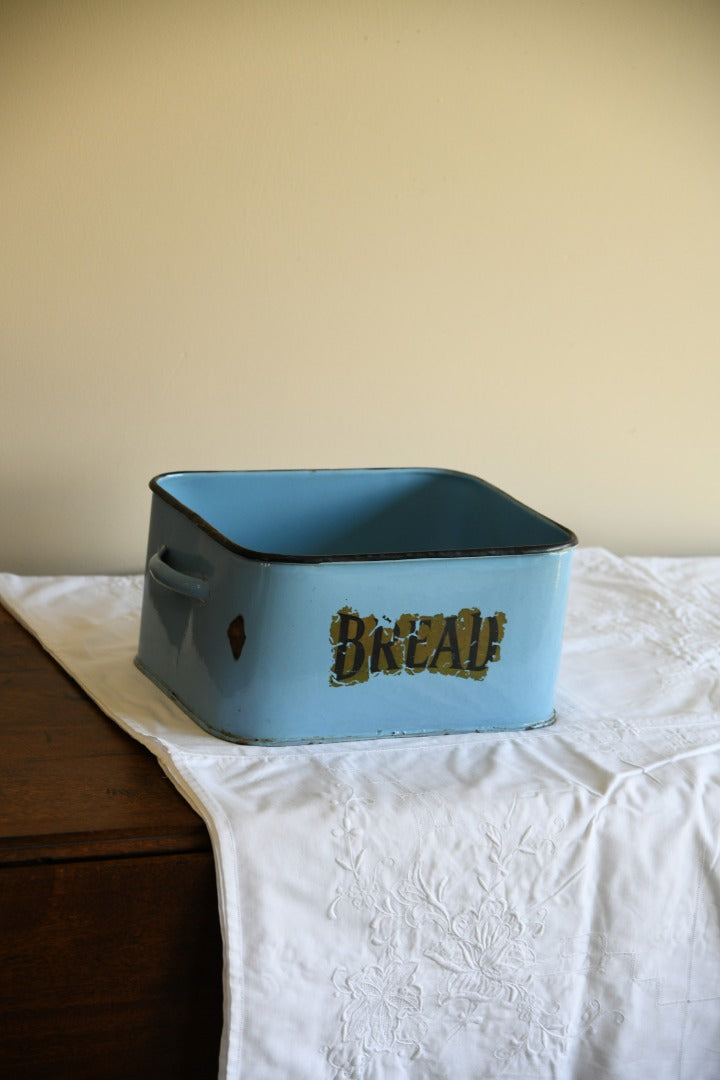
xmin=330 ymin=607 xmax=505 ymax=687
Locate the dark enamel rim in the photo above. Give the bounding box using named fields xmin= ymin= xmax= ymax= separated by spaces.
xmin=149 ymin=468 xmax=578 ymax=564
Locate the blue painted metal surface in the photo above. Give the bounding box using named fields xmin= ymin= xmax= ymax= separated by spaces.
xmin=135 ymin=468 xmax=577 ymax=744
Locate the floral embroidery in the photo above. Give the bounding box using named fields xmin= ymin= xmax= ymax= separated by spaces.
xmin=325 ymin=776 xmax=624 ymax=1077
xmin=427 ymin=897 xmax=536 ymax=1003
xmin=335 ymin=960 xmax=425 ymax=1053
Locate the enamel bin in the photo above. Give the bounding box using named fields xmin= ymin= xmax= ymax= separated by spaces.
xmin=135 ymin=468 xmax=577 ymax=744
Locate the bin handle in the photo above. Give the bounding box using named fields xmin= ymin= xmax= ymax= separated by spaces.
xmin=148 ymin=546 xmax=210 ymax=603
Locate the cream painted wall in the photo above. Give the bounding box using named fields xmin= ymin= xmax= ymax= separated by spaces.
xmin=2 ymin=0 xmax=719 ymax=572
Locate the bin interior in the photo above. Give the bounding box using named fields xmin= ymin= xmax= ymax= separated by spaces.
xmin=154 ymin=469 xmax=573 ymax=559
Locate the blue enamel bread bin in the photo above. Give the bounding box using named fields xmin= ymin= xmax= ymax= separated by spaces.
xmin=135 ymin=468 xmax=577 ymax=744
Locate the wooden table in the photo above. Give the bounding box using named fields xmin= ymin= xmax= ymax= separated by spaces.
xmin=0 ymin=604 xmax=224 ymax=1079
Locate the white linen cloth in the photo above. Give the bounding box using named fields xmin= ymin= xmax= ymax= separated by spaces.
xmin=1 ymin=548 xmax=719 ymax=1079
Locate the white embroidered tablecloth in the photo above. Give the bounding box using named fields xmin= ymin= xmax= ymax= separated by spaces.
xmin=1 ymin=548 xmax=719 ymax=1079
